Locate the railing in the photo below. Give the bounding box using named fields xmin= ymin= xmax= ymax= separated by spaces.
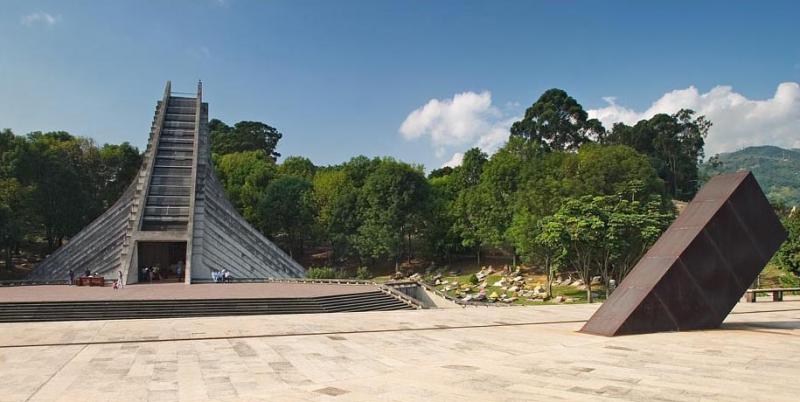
xmin=379 ymin=284 xmax=425 ymax=309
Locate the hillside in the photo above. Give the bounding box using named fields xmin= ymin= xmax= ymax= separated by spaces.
xmin=703 ymin=145 xmax=800 ymax=206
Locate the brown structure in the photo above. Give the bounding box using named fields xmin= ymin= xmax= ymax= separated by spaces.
xmin=581 ymin=171 xmax=787 ymax=336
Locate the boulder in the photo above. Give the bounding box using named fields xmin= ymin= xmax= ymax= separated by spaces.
xmin=555 ymin=295 xmax=566 ymax=303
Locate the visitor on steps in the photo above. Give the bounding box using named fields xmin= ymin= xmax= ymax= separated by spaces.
xmin=176 ymin=261 xmax=184 ymax=281
xmin=117 ymin=270 xmax=124 ymax=289
xmin=68 ymin=269 xmax=75 ymax=286
xmin=223 ymin=269 xmax=231 ymax=283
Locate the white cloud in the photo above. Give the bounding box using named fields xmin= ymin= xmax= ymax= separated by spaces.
xmin=588 ymin=82 xmax=800 ymax=156
xmin=21 ymin=12 xmax=59 ymax=27
xmin=400 ymin=91 xmax=518 ymax=167
xmin=442 ymin=152 xmax=464 ymax=168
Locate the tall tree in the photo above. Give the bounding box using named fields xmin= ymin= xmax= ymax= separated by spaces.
xmin=510 ymin=88 xmax=604 ymax=151
xmin=605 ymin=109 xmax=710 ymax=200
xmin=258 ymin=176 xmax=316 ymax=257
xmin=209 ymin=119 xmax=283 ymax=160
xmin=214 ymin=150 xmax=277 ymax=224
xmin=279 ymin=156 xmax=316 ymax=180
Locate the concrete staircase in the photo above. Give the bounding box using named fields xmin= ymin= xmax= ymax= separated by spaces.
xmin=0 ymin=291 xmax=414 ymax=323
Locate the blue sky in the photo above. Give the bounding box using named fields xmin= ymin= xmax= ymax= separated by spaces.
xmin=2 ymin=1 xmax=799 ymax=170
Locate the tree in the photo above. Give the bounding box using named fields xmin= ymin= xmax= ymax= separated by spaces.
xmin=258 ymin=176 xmax=316 ymax=257
xmin=97 ymin=142 xmax=141 ymax=208
xmin=0 ymin=179 xmax=27 ymax=270
xmin=775 ymin=210 xmax=800 ymax=274
xmin=214 ymin=150 xmax=276 ymax=224
xmin=353 ymin=159 xmax=428 ymax=271
xmin=209 ymin=119 xmax=283 ymax=160
xmin=279 ymin=156 xmax=316 ymax=180
xmin=510 ymin=88 xmax=604 ymax=151
xmin=15 ymin=132 xmax=96 ymax=250
xmin=605 ymin=109 xmax=710 ymax=200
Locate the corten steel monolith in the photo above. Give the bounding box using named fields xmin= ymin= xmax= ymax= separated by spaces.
xmin=581 ymin=171 xmax=787 ymax=336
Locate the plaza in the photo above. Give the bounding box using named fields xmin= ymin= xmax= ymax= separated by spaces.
xmin=1 ymin=301 xmax=798 ymax=401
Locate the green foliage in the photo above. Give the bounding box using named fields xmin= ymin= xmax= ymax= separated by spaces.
xmin=510 ymin=88 xmax=604 ymax=151
xmin=258 ymin=176 xmax=316 ymax=257
xmin=468 ymin=273 xmax=479 ymax=285
xmin=278 ymin=156 xmax=316 ymax=180
xmin=352 ymin=159 xmax=428 ymax=267
xmin=214 ymin=150 xmax=276 ymax=223
xmin=209 ymin=119 xmax=283 ymax=160
xmin=355 ymin=266 xmax=371 ymax=280
xmin=701 ymin=145 xmax=800 ymax=207
xmin=775 ymin=211 xmax=800 ymax=274
xmin=605 ymin=109 xmax=710 ymax=200
xmin=307 ymin=266 xmax=337 ymax=279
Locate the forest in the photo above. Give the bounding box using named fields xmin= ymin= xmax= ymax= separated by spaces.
xmin=2 ymin=88 xmax=798 ymax=296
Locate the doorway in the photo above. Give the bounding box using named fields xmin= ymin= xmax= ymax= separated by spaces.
xmin=137 ymin=241 xmax=187 ymax=283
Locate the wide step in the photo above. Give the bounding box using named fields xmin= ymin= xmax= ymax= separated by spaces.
xmin=0 ymin=291 xmax=414 ymax=322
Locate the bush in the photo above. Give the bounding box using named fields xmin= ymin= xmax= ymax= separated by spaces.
xmin=468 ymin=273 xmax=479 ymax=285
xmin=307 ymin=266 xmax=336 ymax=279
xmin=355 ymin=266 xmax=371 ymax=280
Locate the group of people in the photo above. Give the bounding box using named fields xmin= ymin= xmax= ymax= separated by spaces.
xmin=211 ymin=269 xmax=232 ymax=283
xmin=67 ymin=269 xmax=100 ymax=285
xmin=139 ymin=261 xmax=185 ymax=283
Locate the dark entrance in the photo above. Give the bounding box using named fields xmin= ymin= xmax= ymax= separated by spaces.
xmin=137 ymin=241 xmax=187 ymax=283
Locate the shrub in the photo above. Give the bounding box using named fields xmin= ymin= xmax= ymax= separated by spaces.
xmin=468 ymin=273 xmax=479 ymax=285
xmin=307 ymin=266 xmax=336 ymax=279
xmin=355 ymin=266 xmax=371 ymax=280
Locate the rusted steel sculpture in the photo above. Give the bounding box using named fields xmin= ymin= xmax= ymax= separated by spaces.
xmin=581 ymin=171 xmax=787 ymax=336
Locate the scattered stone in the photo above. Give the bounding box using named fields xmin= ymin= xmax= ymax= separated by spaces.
xmin=555 ymin=295 xmax=566 ymax=303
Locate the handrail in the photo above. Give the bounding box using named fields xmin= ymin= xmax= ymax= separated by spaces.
xmin=379 ymin=284 xmax=425 ymax=309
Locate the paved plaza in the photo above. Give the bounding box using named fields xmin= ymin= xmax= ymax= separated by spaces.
xmin=1 ymin=301 xmax=799 ymax=401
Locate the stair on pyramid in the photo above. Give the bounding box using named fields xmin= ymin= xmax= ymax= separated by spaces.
xmin=30 ymin=81 xmax=306 ymax=283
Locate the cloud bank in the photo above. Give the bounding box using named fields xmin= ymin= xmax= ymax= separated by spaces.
xmin=400 ymin=91 xmax=517 ymax=167
xmin=21 ymin=12 xmax=59 ymax=27
xmin=588 ymin=82 xmax=800 ymax=156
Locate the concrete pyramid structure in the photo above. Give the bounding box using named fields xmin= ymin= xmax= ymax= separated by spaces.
xmin=30 ymin=81 xmax=305 ymax=283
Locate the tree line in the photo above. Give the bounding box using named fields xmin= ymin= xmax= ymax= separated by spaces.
xmin=7 ymin=87 xmax=793 ymax=298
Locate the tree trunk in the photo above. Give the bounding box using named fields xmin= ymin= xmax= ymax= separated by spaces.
xmin=4 ymin=248 xmax=13 ymax=271
xmin=586 ymin=277 xmax=593 ymax=303
xmin=545 ymin=255 xmax=553 ymax=298
xmin=476 ymin=246 xmax=481 ymax=268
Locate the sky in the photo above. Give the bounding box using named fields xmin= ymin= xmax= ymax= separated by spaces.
xmin=1 ymin=0 xmax=799 ymax=171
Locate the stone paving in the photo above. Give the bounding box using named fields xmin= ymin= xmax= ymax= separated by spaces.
xmin=1 ymin=301 xmax=799 ymax=401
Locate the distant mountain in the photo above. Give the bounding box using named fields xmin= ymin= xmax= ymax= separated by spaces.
xmin=702 ymin=145 xmax=800 ymax=206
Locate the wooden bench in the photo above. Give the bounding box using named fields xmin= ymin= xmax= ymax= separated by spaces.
xmin=744 ymin=288 xmax=800 ymax=302
xmin=77 ymin=277 xmax=105 ymax=287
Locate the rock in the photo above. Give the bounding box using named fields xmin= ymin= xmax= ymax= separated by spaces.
xmin=570 ymin=279 xmax=584 ymax=288
xmin=409 ymin=273 xmax=422 ymax=281
xmin=444 ymin=286 xmax=452 ymax=292
xmin=493 ymin=279 xmax=505 ymax=287
xmin=514 ymin=275 xmax=524 ymax=282
xmin=476 ymin=272 xmax=487 ymax=280
xmin=489 ymin=291 xmax=499 ymax=300
xmin=463 ymin=295 xmax=473 ymax=302
xmin=508 ymin=286 xmax=519 ymax=293
xmin=565 ymin=298 xmax=574 ymax=303
xmin=555 ymin=295 xmax=566 ymax=303
xmin=474 ymin=293 xmax=486 ymax=301
xmin=591 ymin=276 xmax=601 ymax=285
xmin=533 ymin=285 xmax=544 ymax=294
xmin=506 ymin=297 xmax=518 ymax=303
xmin=434 ymin=279 xmax=441 ymax=286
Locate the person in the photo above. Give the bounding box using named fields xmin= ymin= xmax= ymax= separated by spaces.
xmin=117 ymin=270 xmax=124 ymax=289
xmin=211 ymin=269 xmax=219 ymax=283
xmin=84 ymin=268 xmax=91 ymax=278
xmin=176 ymin=261 xmax=184 ymax=281
xmin=223 ymin=269 xmax=231 ymax=283
xmin=68 ymin=269 xmax=75 ymax=286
